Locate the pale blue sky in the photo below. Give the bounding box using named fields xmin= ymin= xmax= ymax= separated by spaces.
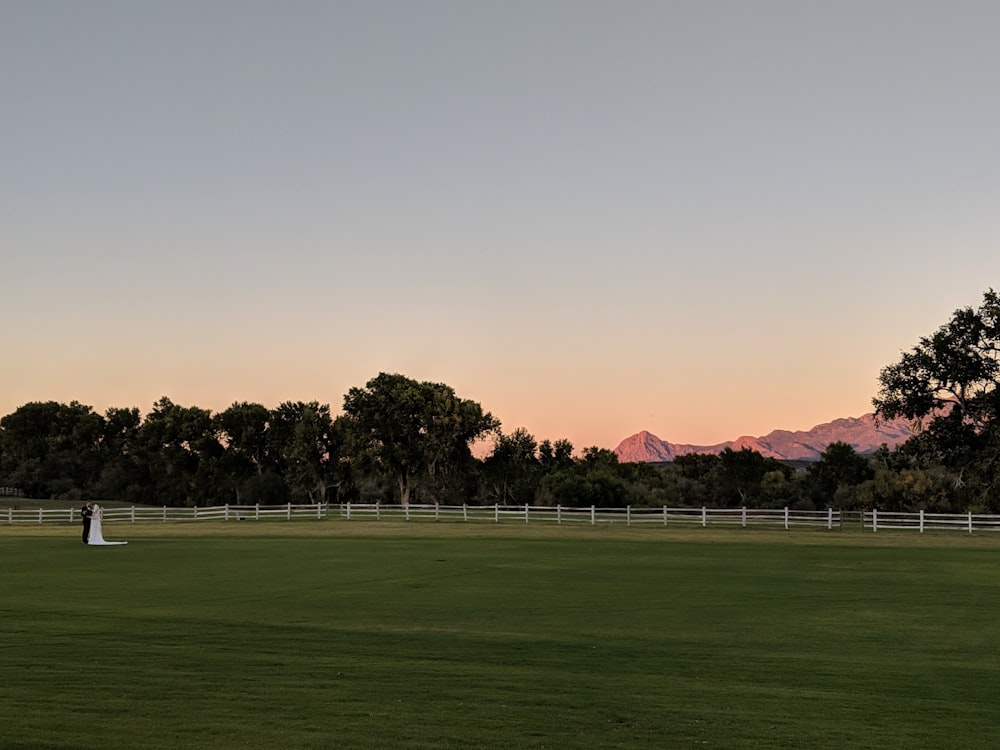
xmin=3 ymin=1 xmax=999 ymax=449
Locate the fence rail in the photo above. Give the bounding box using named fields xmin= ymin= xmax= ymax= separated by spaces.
xmin=1 ymin=502 xmax=996 ymax=534
xmin=863 ymin=508 xmax=1000 ymax=533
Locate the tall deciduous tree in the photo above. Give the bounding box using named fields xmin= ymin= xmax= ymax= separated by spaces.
xmin=215 ymin=402 xmax=273 ymax=502
xmin=805 ymin=441 xmax=874 ymax=502
xmin=284 ymin=404 xmax=345 ymax=504
xmin=874 ymin=289 xmax=1000 ymax=508
xmin=0 ymin=401 xmax=103 ymax=498
xmin=136 ymin=397 xmax=222 ymax=506
xmin=538 ymin=438 xmax=574 ymax=471
xmin=874 ymin=289 xmax=1000 ymax=428
xmin=536 ymin=447 xmax=629 ymax=508
xmin=481 ymin=427 xmax=540 ymax=504
xmin=93 ymin=406 xmax=143 ymax=502
xmin=215 ymin=402 xmax=272 ymax=476
xmin=717 ymin=447 xmax=790 ymax=507
xmin=342 ymin=373 xmax=498 ymax=505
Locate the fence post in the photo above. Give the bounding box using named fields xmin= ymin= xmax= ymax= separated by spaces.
xmin=287 ymin=502 xmax=292 ymax=520
xmin=663 ymin=505 xmax=668 ymax=526
xmin=404 ymin=502 xmax=409 ymax=521
xmin=463 ymin=504 xmax=468 ymax=522
xmin=784 ymin=507 xmax=789 ymax=530
xmin=742 ymin=507 xmax=747 ymax=528
xmin=525 ymin=504 xmax=529 ymax=524
xmin=131 ymin=506 xmax=136 ymax=524
xmin=969 ymin=511 xmax=973 ymax=534
xmin=591 ymin=506 xmax=596 ymax=525
xmin=163 ymin=506 xmax=167 ymax=522
xmin=872 ymin=508 xmax=878 ymax=533
xmin=255 ymin=503 xmax=260 ymax=521
xmin=38 ymin=508 xmax=43 ymax=525
xmin=495 ymin=504 xmax=499 ymax=523
xmin=827 ymin=507 xmax=833 ymax=530
xmin=701 ymin=507 xmax=707 ymax=528
xmin=627 ymin=505 xmax=631 ymax=526
xmin=194 ymin=506 xmax=198 ymax=521
xmin=919 ymin=509 xmax=925 ymax=533
xmin=557 ymin=505 xmax=562 ymax=525
xmin=346 ymin=502 xmax=352 ymax=520
xmin=377 ymin=501 xmax=381 ymax=521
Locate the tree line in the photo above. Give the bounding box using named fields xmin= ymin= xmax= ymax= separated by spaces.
xmin=2 ymin=290 xmax=998 ymax=511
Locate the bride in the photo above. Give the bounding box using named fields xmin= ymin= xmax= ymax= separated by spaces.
xmin=88 ymin=504 xmax=127 ymax=546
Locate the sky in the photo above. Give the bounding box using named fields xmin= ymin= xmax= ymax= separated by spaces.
xmin=3 ymin=1 xmax=1000 ymax=451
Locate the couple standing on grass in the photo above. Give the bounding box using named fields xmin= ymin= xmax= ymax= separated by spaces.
xmin=80 ymin=500 xmax=127 ymax=546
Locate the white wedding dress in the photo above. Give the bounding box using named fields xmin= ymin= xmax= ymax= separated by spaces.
xmin=89 ymin=507 xmax=127 ymax=546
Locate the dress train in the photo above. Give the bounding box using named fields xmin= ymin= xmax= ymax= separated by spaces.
xmin=88 ymin=508 xmax=127 ymax=546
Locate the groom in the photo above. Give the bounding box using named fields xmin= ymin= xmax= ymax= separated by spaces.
xmin=81 ymin=501 xmax=93 ymax=544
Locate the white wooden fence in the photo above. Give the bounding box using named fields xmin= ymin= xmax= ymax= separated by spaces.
xmin=1 ymin=503 xmax=328 ymax=525
xmin=335 ymin=503 xmax=839 ymax=529
xmin=1 ymin=502 xmax=997 ymax=533
xmin=863 ymin=508 xmax=1000 ymax=533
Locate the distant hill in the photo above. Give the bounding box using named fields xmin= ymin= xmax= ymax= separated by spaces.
xmin=614 ymin=413 xmax=915 ymax=463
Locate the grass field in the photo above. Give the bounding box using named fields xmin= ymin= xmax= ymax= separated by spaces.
xmin=2 ymin=521 xmax=999 ymax=749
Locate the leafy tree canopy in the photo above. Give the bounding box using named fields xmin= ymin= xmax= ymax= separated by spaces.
xmin=874 ymin=288 xmax=1000 ymax=428
xmin=341 ymin=372 xmax=498 ymax=505
xmin=873 ymin=289 xmax=1000 ymax=509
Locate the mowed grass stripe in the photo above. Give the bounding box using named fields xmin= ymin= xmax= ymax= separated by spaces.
xmin=2 ymin=529 xmax=999 ymax=749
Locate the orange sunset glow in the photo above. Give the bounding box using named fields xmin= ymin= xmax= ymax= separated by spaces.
xmin=3 ymin=3 xmax=999 ymax=452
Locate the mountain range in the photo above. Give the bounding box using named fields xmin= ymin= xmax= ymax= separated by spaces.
xmin=614 ymin=413 xmax=915 ymax=463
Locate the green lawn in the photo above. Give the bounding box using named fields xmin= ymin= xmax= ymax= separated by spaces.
xmin=2 ymin=523 xmax=999 ymax=749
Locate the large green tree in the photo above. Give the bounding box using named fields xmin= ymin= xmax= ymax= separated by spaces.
xmin=214 ymin=401 xmax=273 ymax=503
xmin=874 ymin=289 xmax=1000 ymax=427
xmin=135 ymin=397 xmax=223 ymax=507
xmin=283 ymin=403 xmax=346 ymax=504
xmin=873 ymin=289 xmax=1000 ymax=509
xmin=342 ymin=373 xmax=498 ymax=505
xmin=805 ymin=441 xmax=874 ymax=505
xmin=92 ymin=406 xmax=143 ymax=502
xmin=215 ymin=402 xmax=271 ymax=476
xmin=480 ymin=427 xmax=541 ymax=504
xmin=0 ymin=401 xmax=104 ymax=498
xmin=536 ymin=446 xmax=630 ymax=508
xmin=716 ymin=447 xmax=791 ymax=507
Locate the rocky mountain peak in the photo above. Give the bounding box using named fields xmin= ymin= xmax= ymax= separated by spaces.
xmin=614 ymin=413 xmax=914 ymax=463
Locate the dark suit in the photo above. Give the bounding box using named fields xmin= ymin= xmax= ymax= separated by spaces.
xmin=81 ymin=503 xmax=93 ymax=544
